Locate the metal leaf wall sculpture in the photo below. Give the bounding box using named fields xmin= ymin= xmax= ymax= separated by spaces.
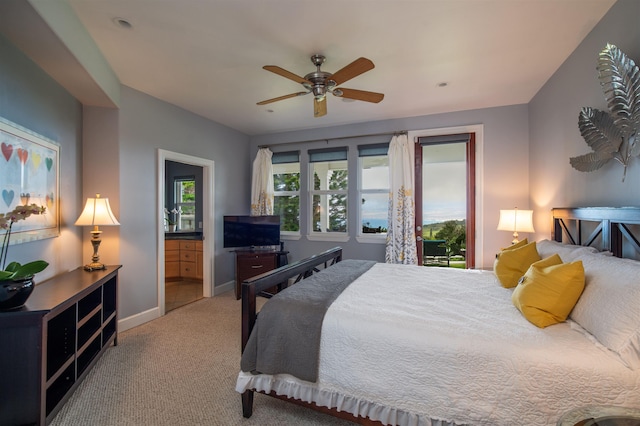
xmin=570 ymin=43 xmax=640 ymax=182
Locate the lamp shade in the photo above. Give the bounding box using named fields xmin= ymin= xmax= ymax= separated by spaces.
xmin=497 ymin=209 xmax=534 ymax=233
xmin=75 ymin=194 xmax=120 ymax=227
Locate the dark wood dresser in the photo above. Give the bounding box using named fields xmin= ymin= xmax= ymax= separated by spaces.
xmin=0 ymin=265 xmax=122 ymax=425
xmin=234 ymin=250 xmax=288 ymax=299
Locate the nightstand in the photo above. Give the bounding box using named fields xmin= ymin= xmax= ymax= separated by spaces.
xmin=233 ymin=250 xmax=289 ymax=299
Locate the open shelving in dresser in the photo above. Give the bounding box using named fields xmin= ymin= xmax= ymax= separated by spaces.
xmin=0 ymin=265 xmax=122 ymax=425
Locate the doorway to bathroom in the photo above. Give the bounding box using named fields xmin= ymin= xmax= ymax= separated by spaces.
xmin=157 ymin=149 xmax=215 ymax=316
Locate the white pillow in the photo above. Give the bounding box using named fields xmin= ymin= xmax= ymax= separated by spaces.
xmin=569 ymin=251 xmax=640 ymax=370
xmin=536 ymin=239 xmax=599 ymax=262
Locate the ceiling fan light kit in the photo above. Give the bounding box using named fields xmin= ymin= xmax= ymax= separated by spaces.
xmin=257 ymin=54 xmax=384 ymax=117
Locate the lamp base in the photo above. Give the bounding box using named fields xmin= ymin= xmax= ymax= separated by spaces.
xmin=83 ymin=262 xmax=106 ymax=272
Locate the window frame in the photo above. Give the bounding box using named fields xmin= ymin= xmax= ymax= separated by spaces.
xmin=357 ymin=143 xmax=390 ymax=244
xmin=174 ymin=177 xmax=196 ymax=231
xmin=272 ymin=151 xmax=301 ymax=240
xmin=308 ymin=147 xmax=350 ymax=242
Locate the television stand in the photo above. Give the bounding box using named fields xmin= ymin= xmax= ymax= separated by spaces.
xmin=233 ymin=249 xmax=288 ymax=299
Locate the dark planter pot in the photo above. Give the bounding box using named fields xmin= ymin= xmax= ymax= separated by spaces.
xmin=0 ymin=277 xmax=35 ymax=311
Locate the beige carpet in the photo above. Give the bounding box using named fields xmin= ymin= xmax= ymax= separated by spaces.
xmin=51 ymin=291 xmax=352 ymax=426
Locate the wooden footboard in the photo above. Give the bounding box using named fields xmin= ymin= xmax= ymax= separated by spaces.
xmin=240 ymin=247 xmax=342 ymax=418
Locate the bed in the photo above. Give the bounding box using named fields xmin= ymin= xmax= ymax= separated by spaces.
xmin=236 ymin=207 xmax=640 ymax=425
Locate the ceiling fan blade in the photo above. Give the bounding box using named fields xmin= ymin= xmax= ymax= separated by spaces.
xmin=257 ymin=91 xmax=309 ymax=105
xmin=263 ymin=65 xmax=311 ymax=85
xmin=336 ymin=88 xmax=384 ymax=103
xmin=329 ymin=57 xmax=375 ymax=86
xmin=314 ymin=97 xmax=327 ymax=117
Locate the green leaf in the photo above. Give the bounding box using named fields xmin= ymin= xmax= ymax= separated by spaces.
xmin=4 ymin=261 xmax=20 ymax=273
xmin=1 ymin=260 xmax=49 ymax=280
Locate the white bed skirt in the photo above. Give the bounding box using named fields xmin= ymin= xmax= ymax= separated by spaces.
xmin=236 ymin=371 xmax=456 ymax=426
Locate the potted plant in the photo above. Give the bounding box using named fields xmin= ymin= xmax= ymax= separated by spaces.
xmin=164 ymin=207 xmax=181 ymax=232
xmin=165 ymin=217 xmax=177 ymax=232
xmin=0 ymin=204 xmax=49 ymax=310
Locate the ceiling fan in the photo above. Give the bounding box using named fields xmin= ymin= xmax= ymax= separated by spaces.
xmin=257 ymin=54 xmax=384 ymax=117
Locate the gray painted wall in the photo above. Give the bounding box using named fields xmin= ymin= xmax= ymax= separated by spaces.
xmin=529 ymin=0 xmax=640 ymax=239
xmin=113 ymin=87 xmax=250 ymax=317
xmin=0 ymin=33 xmax=83 ymax=281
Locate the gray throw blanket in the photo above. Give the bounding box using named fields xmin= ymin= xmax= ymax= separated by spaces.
xmin=241 ymin=259 xmax=376 ymax=382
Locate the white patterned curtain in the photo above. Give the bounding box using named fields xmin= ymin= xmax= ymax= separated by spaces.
xmin=385 ymin=134 xmax=418 ymax=264
xmin=250 ymin=148 xmax=274 ymax=216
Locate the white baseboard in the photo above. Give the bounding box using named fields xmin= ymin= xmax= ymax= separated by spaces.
xmin=214 ymin=280 xmax=234 ymax=296
xmin=118 ymin=282 xmax=234 ymax=332
xmin=118 ymin=306 xmax=160 ymax=332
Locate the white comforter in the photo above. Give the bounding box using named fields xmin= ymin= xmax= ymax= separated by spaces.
xmin=236 ymin=263 xmax=640 ymax=425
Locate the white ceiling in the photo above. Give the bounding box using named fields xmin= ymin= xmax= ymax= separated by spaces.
xmin=65 ymin=0 xmax=616 ymax=136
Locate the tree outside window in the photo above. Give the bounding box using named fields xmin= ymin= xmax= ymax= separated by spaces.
xmin=272 ymin=151 xmax=300 ymax=233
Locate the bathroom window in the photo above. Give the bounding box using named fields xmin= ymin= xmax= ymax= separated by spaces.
xmin=175 ymin=178 xmax=196 ymax=230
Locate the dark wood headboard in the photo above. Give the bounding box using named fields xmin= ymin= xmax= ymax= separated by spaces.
xmin=552 ymin=207 xmax=640 ymax=258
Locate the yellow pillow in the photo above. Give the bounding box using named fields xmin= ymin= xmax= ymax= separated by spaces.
xmin=503 ymin=238 xmax=529 ymax=251
xmin=494 ymin=241 xmax=541 ymax=288
xmin=512 ymin=257 xmax=585 ymax=328
xmin=529 ymin=253 xmax=562 ymax=269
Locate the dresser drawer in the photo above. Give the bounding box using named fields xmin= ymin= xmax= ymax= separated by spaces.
xmin=179 ymin=241 xmax=197 ymax=251
xmin=180 ymin=262 xmax=197 ymax=279
xmin=237 ymin=256 xmax=276 ymax=282
xmin=180 ymin=251 xmax=196 ymax=262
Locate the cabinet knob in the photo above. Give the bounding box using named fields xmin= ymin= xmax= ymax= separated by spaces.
xmin=251 ymin=265 xmax=264 ymax=269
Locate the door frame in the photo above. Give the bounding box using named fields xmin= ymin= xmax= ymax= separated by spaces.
xmin=157 ymin=149 xmax=215 ymax=316
xmin=409 ymin=125 xmax=484 ymax=268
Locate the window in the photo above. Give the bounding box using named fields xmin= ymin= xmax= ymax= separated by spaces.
xmin=272 ymin=151 xmax=300 ymax=234
xmin=309 ymin=147 xmax=348 ymax=234
xmin=358 ymin=144 xmax=389 ymax=239
xmin=174 ymin=177 xmax=196 ymax=230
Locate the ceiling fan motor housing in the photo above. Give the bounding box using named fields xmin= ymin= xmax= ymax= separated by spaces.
xmin=304 ymin=72 xmax=333 ymax=99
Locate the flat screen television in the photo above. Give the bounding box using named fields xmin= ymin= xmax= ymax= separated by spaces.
xmin=223 ymin=215 xmax=281 ymax=248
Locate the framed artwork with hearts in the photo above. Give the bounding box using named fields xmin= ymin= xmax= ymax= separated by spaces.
xmin=0 ymin=117 xmax=59 ymax=245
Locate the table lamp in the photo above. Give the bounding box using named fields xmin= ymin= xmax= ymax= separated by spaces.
xmin=497 ymin=207 xmax=534 ymax=244
xmin=75 ymin=193 xmax=120 ymax=271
